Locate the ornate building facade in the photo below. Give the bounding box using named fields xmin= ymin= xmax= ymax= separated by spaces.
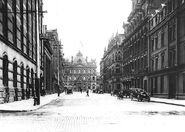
xmin=100 ymin=33 xmax=124 ymax=93
xmin=101 ymin=0 xmax=185 ymax=99
xmin=0 ymin=0 xmax=43 ymax=103
xmin=148 ymin=0 xmax=185 ymax=99
xmin=122 ymin=0 xmax=185 ymax=99
xmin=121 ymin=0 xmax=158 ymax=91
xmin=64 ymin=51 xmax=97 ymax=91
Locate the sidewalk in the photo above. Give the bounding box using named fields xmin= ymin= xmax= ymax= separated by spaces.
xmin=0 ymin=93 xmax=65 ymax=112
xmin=151 ymin=97 xmax=185 ymax=107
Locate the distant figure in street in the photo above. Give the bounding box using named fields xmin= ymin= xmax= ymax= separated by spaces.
xmin=86 ymin=89 xmax=89 ymax=96
xmin=56 ymin=84 xmax=60 ymax=97
xmin=80 ymin=88 xmax=82 ymax=93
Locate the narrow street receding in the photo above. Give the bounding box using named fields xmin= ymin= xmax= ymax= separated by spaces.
xmin=0 ymin=92 xmax=185 ymax=132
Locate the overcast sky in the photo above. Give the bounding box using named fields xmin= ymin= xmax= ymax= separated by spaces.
xmin=43 ymin=0 xmax=132 ymax=71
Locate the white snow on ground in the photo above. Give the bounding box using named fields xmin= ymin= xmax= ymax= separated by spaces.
xmin=0 ymin=92 xmax=185 ymax=132
xmin=0 ymin=94 xmax=61 ymax=111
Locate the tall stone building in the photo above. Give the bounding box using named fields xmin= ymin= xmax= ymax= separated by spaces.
xmin=121 ymin=0 xmax=185 ymax=99
xmin=64 ymin=51 xmax=97 ymax=91
xmin=148 ymin=0 xmax=185 ymax=99
xmin=0 ymin=0 xmax=43 ymax=103
xmin=100 ymin=33 xmax=124 ymax=93
xmin=45 ymin=28 xmax=65 ymax=93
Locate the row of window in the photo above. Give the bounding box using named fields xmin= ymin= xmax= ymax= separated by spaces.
xmin=151 ymin=74 xmax=185 ymax=94
xmin=151 ymin=30 xmax=165 ymax=52
xmin=69 ymin=69 xmax=96 ymax=74
xmin=68 ymin=76 xmax=96 ymax=81
xmin=151 ymin=52 xmax=165 ymax=72
xmin=125 ymin=11 xmax=145 ymax=36
xmin=123 ymin=36 xmax=147 ymax=61
xmin=2 ymin=54 xmax=35 ymax=99
xmin=0 ymin=0 xmax=39 ymax=62
xmin=104 ymin=51 xmax=122 ymax=67
xmin=151 ymin=76 xmax=165 ymax=94
xmin=106 ymin=64 xmax=122 ymax=79
xmin=123 ymin=56 xmax=147 ymax=75
xmin=150 ymin=0 xmax=184 ymax=29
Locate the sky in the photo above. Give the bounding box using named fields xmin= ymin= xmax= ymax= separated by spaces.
xmin=43 ymin=0 xmax=132 ymax=71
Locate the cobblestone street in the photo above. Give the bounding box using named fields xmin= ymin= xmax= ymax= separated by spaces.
xmin=1 ymin=92 xmax=185 ymax=132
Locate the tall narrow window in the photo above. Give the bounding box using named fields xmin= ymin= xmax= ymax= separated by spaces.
xmin=155 ymin=57 xmax=158 ymax=71
xmin=151 ymin=39 xmax=154 ymax=52
xmin=31 ymin=69 xmax=34 ymax=97
xmin=155 ymin=36 xmax=158 ymax=50
xmin=154 ymin=77 xmax=158 ymax=93
xmin=151 ymin=59 xmax=154 ymax=72
xmin=3 ymin=54 xmax=9 ymax=86
xmin=118 ymin=52 xmax=121 ymax=61
xmin=144 ymin=56 xmax=147 ymax=68
xmin=0 ymin=0 xmax=5 ymax=35
xmin=26 ymin=67 xmax=30 ymax=99
xmin=7 ymin=0 xmax=14 ymax=44
xmin=13 ymin=60 xmax=17 ymax=87
xmin=21 ymin=64 xmax=25 ymax=99
xmin=173 ymin=24 xmax=176 ymax=40
xmin=13 ymin=60 xmax=18 ymax=101
xmin=160 ymin=76 xmax=164 ymax=93
xmin=161 ymin=32 xmax=164 ymax=47
xmin=161 ymin=53 xmax=165 ymax=69
xmin=169 ymin=24 xmax=176 ymax=42
xmin=169 ymin=50 xmax=176 ymax=67
xmin=168 ymin=0 xmax=172 ymax=12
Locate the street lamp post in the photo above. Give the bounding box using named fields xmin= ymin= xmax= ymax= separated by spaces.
xmin=35 ymin=1 xmax=41 ymax=105
xmin=57 ymin=42 xmax=61 ymax=96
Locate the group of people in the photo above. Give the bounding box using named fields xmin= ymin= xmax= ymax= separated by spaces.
xmin=56 ymin=84 xmax=90 ymax=97
xmin=80 ymin=88 xmax=89 ymax=96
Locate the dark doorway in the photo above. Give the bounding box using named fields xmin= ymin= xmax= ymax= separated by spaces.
xmin=144 ymin=80 xmax=147 ymax=91
xmin=116 ymin=84 xmax=121 ymax=91
xmin=169 ymin=74 xmax=176 ymax=99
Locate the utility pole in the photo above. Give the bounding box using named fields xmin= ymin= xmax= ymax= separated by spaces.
xmin=57 ymin=41 xmax=61 ymax=96
xmin=35 ymin=0 xmax=41 ymax=105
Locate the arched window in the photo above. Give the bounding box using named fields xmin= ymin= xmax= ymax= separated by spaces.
xmin=31 ymin=69 xmax=34 ymax=97
xmin=116 ymin=64 xmax=121 ymax=73
xmin=13 ymin=60 xmax=17 ymax=88
xmin=26 ymin=66 xmax=30 ymax=99
xmin=118 ymin=51 xmax=121 ymax=61
xmin=20 ymin=63 xmax=25 ymax=99
xmin=3 ymin=54 xmax=9 ymax=86
xmin=13 ymin=59 xmax=18 ymax=101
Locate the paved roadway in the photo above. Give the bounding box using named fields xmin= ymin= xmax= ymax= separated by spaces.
xmin=0 ymin=92 xmax=185 ymax=132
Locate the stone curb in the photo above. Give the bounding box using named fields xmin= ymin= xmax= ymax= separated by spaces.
xmin=150 ymin=100 xmax=185 ymax=107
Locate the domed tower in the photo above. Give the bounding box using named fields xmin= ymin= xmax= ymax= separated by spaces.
xmin=73 ymin=51 xmax=86 ymax=65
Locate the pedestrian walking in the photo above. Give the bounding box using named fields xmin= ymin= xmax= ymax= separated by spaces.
xmin=56 ymin=84 xmax=60 ymax=97
xmin=86 ymin=89 xmax=89 ymax=96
